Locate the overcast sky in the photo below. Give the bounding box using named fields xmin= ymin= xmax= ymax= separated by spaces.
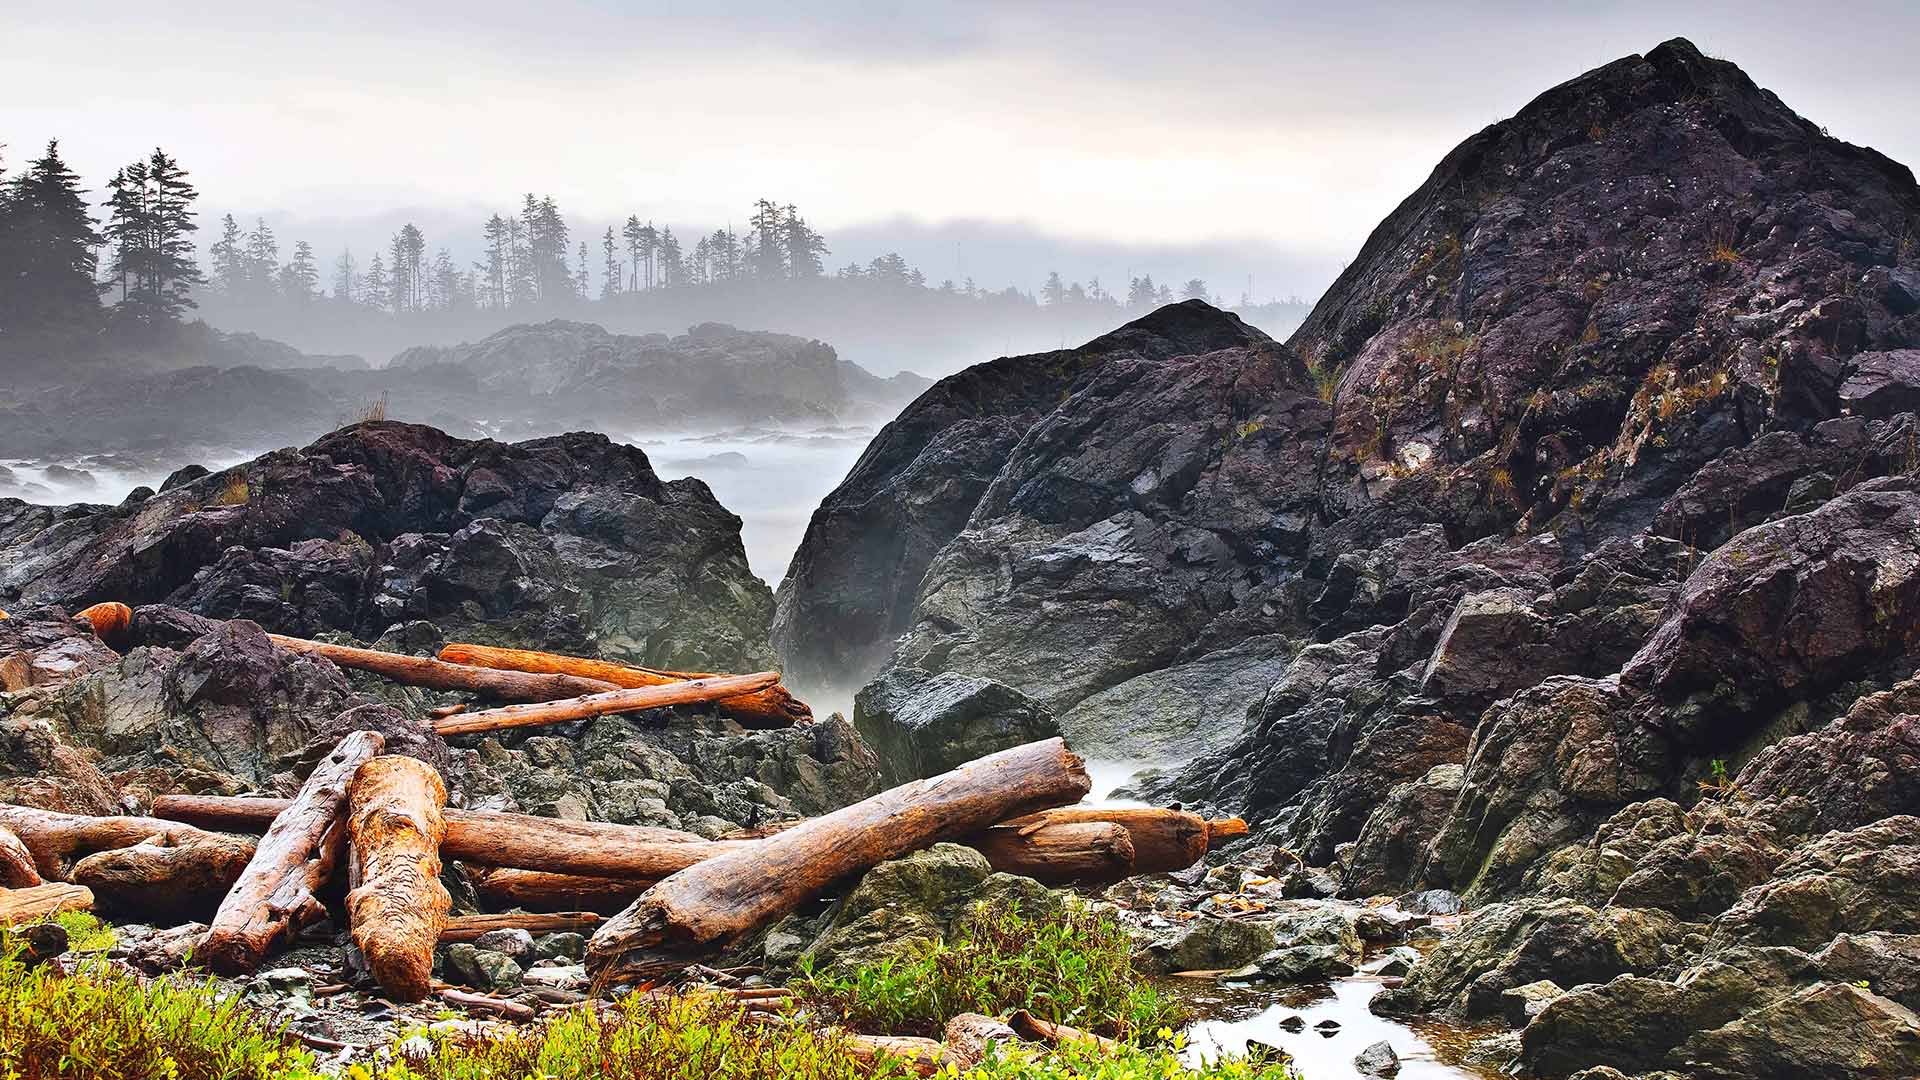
xmin=5 ymin=1 xmax=1916 ymax=299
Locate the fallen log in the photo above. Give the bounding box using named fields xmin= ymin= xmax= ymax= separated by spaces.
xmin=965 ymin=820 xmax=1135 ymax=885
xmin=434 ymin=671 xmax=786 ymax=737
xmin=267 ymin=635 xmax=618 ymax=702
xmin=346 ymin=755 xmax=451 ymax=1002
xmin=440 ymin=988 xmax=534 ymax=1022
xmin=473 ymin=868 xmax=653 ymax=915
xmin=70 ymin=832 xmax=258 ymax=922
xmin=153 ymin=795 xmax=726 ymax=879
xmin=0 ymin=804 xmax=212 ymax=880
xmin=1006 ymin=1009 xmax=1123 ymax=1052
xmin=440 ymin=911 xmax=603 ymax=943
xmin=438 ymin=643 xmax=812 ymax=728
xmin=587 ymin=738 xmax=1089 ymax=979
xmin=201 ymin=730 xmax=384 ymax=975
xmin=944 ymin=1013 xmax=1022 ymax=1070
xmin=0 ymin=882 xmax=93 ymax=925
xmin=0 ymin=825 xmax=42 ymax=888
xmin=996 ymin=807 xmax=1214 ymax=875
xmin=842 ymin=1033 xmax=947 ymax=1077
xmin=74 ymin=601 xmax=132 ymax=648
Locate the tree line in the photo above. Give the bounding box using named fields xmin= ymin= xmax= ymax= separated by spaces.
xmin=2 ymin=137 xmax=1297 ymax=346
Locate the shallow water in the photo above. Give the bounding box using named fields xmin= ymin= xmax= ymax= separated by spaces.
xmin=1178 ymin=976 xmax=1496 ymax=1080
xmin=1081 ymin=757 xmax=1157 ymax=808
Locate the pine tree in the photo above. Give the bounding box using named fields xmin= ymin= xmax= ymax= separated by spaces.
xmin=209 ymin=214 xmax=246 ymax=296
xmin=748 ymin=199 xmax=786 ymax=279
xmin=600 ymin=226 xmax=620 ymax=299
xmin=574 ymin=240 xmax=589 ymax=298
xmin=364 ymin=252 xmax=389 ymax=311
xmin=244 ymin=218 xmax=279 ymax=301
xmin=103 ymin=148 xmax=203 ymax=329
xmin=782 ymin=204 xmax=827 ymax=279
xmin=331 ymin=250 xmax=357 ymax=302
xmin=480 ymin=214 xmax=510 ymax=308
xmin=1 ymin=139 xmax=103 ymax=332
xmin=656 ymin=227 xmax=681 ymax=287
xmin=1182 ymin=278 xmax=1209 ymax=301
xmin=279 ymin=240 xmax=320 ymax=302
xmin=1041 ymin=271 xmax=1066 ymax=307
xmin=387 ymin=223 xmax=425 ymax=312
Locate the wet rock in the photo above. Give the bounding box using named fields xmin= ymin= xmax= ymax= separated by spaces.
xmin=442 ymin=944 xmax=523 ymax=991
xmin=1369 ymin=946 xmax=1422 ymax=978
xmin=471 ymin=929 xmax=536 ymax=967
xmin=1501 ymin=979 xmax=1567 ymax=1027
xmin=852 ymin=667 xmax=1059 ymax=783
xmin=1233 ymin=944 xmax=1355 ymax=983
xmin=1710 ymin=816 xmax=1920 ymax=951
xmin=1343 ymin=764 xmax=1463 ymax=897
xmin=1148 ymin=915 xmax=1279 ymax=974
xmin=1680 ymin=981 xmax=1920 ymax=1080
xmin=802 ymin=844 xmax=994 ymax=976
xmin=533 ymin=933 xmax=586 ymax=963
xmin=1397 ymin=889 xmax=1464 ymax=916
xmin=1354 ymin=1039 xmax=1400 ymax=1077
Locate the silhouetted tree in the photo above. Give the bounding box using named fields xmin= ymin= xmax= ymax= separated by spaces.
xmin=0 ymin=140 xmax=102 ymax=333
xmin=102 ymin=148 xmax=203 ymax=328
xmin=1182 ymin=278 xmax=1209 ymax=301
xmin=1041 ymin=271 xmax=1066 ymax=307
xmin=279 ymin=240 xmax=320 ymax=302
xmin=600 ymin=226 xmax=620 ymax=299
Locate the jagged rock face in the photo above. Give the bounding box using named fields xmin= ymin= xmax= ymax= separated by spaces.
xmin=771 ymin=300 xmax=1283 ymax=693
xmin=0 ymin=421 xmax=774 ymax=672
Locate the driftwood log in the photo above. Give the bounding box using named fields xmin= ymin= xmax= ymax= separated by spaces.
xmin=0 ymin=825 xmax=42 ymax=887
xmin=965 ymin=820 xmax=1136 ymax=884
xmin=433 ymin=671 xmax=786 ymax=737
xmin=587 ymin=738 xmax=1089 ymax=979
xmin=0 ymin=804 xmax=213 ymax=880
xmin=0 ymin=881 xmax=93 ymax=925
xmin=74 ymin=601 xmax=133 ymax=647
xmin=153 ymin=795 xmax=731 ymax=880
xmin=439 ymin=643 xmax=812 ymax=728
xmin=943 ymin=1013 xmax=1022 ymax=1069
xmin=70 ymin=832 xmax=257 ymax=922
xmin=201 ymin=730 xmax=384 ymax=974
xmin=473 ymin=867 xmax=654 ymax=915
xmin=345 ymin=755 xmax=451 ymax=1002
xmin=440 ymin=911 xmax=603 ymax=942
xmin=994 ymin=807 xmax=1228 ymax=875
xmin=844 ymin=1033 xmax=947 ymax=1076
xmin=1006 ymin=1009 xmax=1123 ymax=1051
xmin=267 ymin=634 xmax=618 ymax=702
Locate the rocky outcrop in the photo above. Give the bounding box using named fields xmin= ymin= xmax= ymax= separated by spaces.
xmin=1 ymin=421 xmax=774 ymax=672
xmin=852 ymin=667 xmax=1059 ymax=783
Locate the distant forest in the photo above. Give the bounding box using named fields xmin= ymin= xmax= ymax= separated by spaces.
xmin=0 ymin=139 xmax=1314 ymax=377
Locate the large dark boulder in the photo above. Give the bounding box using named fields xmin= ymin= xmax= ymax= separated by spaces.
xmin=852 ymin=667 xmax=1059 ymax=783
xmin=0 ymin=422 xmax=775 ymax=672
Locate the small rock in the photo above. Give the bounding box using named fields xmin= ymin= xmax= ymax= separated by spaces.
xmin=471 ymin=928 xmax=536 ymax=967
xmin=521 ymin=964 xmax=587 ymax=989
xmin=1396 ymin=889 xmax=1463 ymax=916
xmin=1151 ymin=914 xmax=1279 ymax=973
xmin=1500 ymin=979 xmax=1566 ymax=1027
xmin=1314 ymin=1018 xmax=1341 ymax=1030
xmin=1355 ymin=1039 xmax=1401 ymax=1077
xmin=18 ymin=923 xmax=69 ymax=966
xmin=1235 ymin=944 xmax=1357 ymax=983
xmin=533 ymin=932 xmax=586 ymax=962
xmin=1278 ymin=1014 xmax=1306 ymax=1032
xmin=260 ymin=967 xmax=312 ymax=995
xmin=1368 ymin=946 xmax=1422 ymax=977
xmin=442 ymin=944 xmax=523 ymax=991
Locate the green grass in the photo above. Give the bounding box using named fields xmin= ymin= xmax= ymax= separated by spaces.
xmin=0 ymin=934 xmax=320 ymax=1080
xmin=790 ymin=895 xmax=1185 ymax=1041
xmin=54 ymin=910 xmax=117 ymax=953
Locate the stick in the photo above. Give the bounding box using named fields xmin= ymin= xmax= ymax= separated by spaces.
xmin=440 ymin=988 xmax=534 ymax=1022
xmin=440 ymin=911 xmax=603 ymax=942
xmin=586 ymin=738 xmax=1088 ymax=978
xmin=0 ymin=882 xmax=93 ymax=925
xmin=201 ymin=730 xmax=384 ymax=974
xmin=268 ymin=634 xmax=617 ymax=701
xmin=438 ymin=643 xmax=812 ymax=728
xmin=433 ymin=672 xmax=785 ymax=737
xmin=346 ymin=755 xmax=451 ymax=1002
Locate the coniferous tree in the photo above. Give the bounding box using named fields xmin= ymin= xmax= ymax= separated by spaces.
xmin=479 ymin=214 xmax=510 ymax=308
xmin=1 ymin=139 xmax=103 ymax=332
xmin=656 ymin=227 xmax=681 ymax=287
xmin=574 ymin=240 xmax=589 ymax=298
xmin=279 ymin=240 xmax=320 ymax=302
xmin=600 ymin=226 xmax=620 ymax=299
xmin=748 ymin=199 xmax=785 ymax=280
xmin=364 ymin=252 xmax=389 ymax=311
xmin=782 ymin=205 xmax=827 ymax=279
xmin=244 ymin=217 xmax=279 ymax=301
xmin=102 ymin=148 xmax=203 ymax=329
xmin=1041 ymin=271 xmax=1067 ymax=307
xmin=1182 ymin=278 xmax=1209 ymax=301
xmin=331 ymin=249 xmax=358 ymax=302
xmin=209 ymin=213 xmax=246 ymax=295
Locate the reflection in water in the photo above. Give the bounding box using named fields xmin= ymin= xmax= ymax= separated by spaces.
xmin=1180 ymin=977 xmax=1493 ymax=1080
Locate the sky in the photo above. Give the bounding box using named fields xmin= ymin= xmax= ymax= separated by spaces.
xmin=5 ymin=1 xmax=1918 ymax=301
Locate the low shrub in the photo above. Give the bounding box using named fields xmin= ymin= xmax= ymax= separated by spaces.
xmin=791 ymin=895 xmax=1184 ymax=1040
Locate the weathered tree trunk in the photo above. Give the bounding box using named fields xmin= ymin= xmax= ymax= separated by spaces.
xmin=0 ymin=882 xmax=93 ymax=925
xmin=201 ymin=730 xmax=385 ymax=975
xmin=943 ymin=1013 xmax=1021 ymax=1069
xmin=0 ymin=805 xmax=212 ymax=880
xmin=154 ymin=795 xmax=727 ymax=879
xmin=992 ymin=807 xmax=1215 ymax=874
xmin=1006 ymin=1009 xmax=1122 ymax=1051
xmin=965 ymin=820 xmax=1136 ymax=884
xmin=843 ymin=1034 xmax=947 ymax=1076
xmin=74 ymin=601 xmax=132 ymax=648
xmin=438 ymin=643 xmax=813 ymax=728
xmin=473 ymin=867 xmax=654 ymax=915
xmin=587 ymin=738 xmax=1088 ymax=979
xmin=440 ymin=911 xmax=603 ymax=942
xmin=0 ymin=825 xmax=43 ymax=888
xmin=345 ymin=755 xmax=451 ymax=1002
xmin=440 ymin=987 xmax=534 ymax=1021
xmin=433 ymin=671 xmax=786 ymax=737
xmin=70 ymin=832 xmax=258 ymax=922
xmin=268 ymin=634 xmax=618 ymax=701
